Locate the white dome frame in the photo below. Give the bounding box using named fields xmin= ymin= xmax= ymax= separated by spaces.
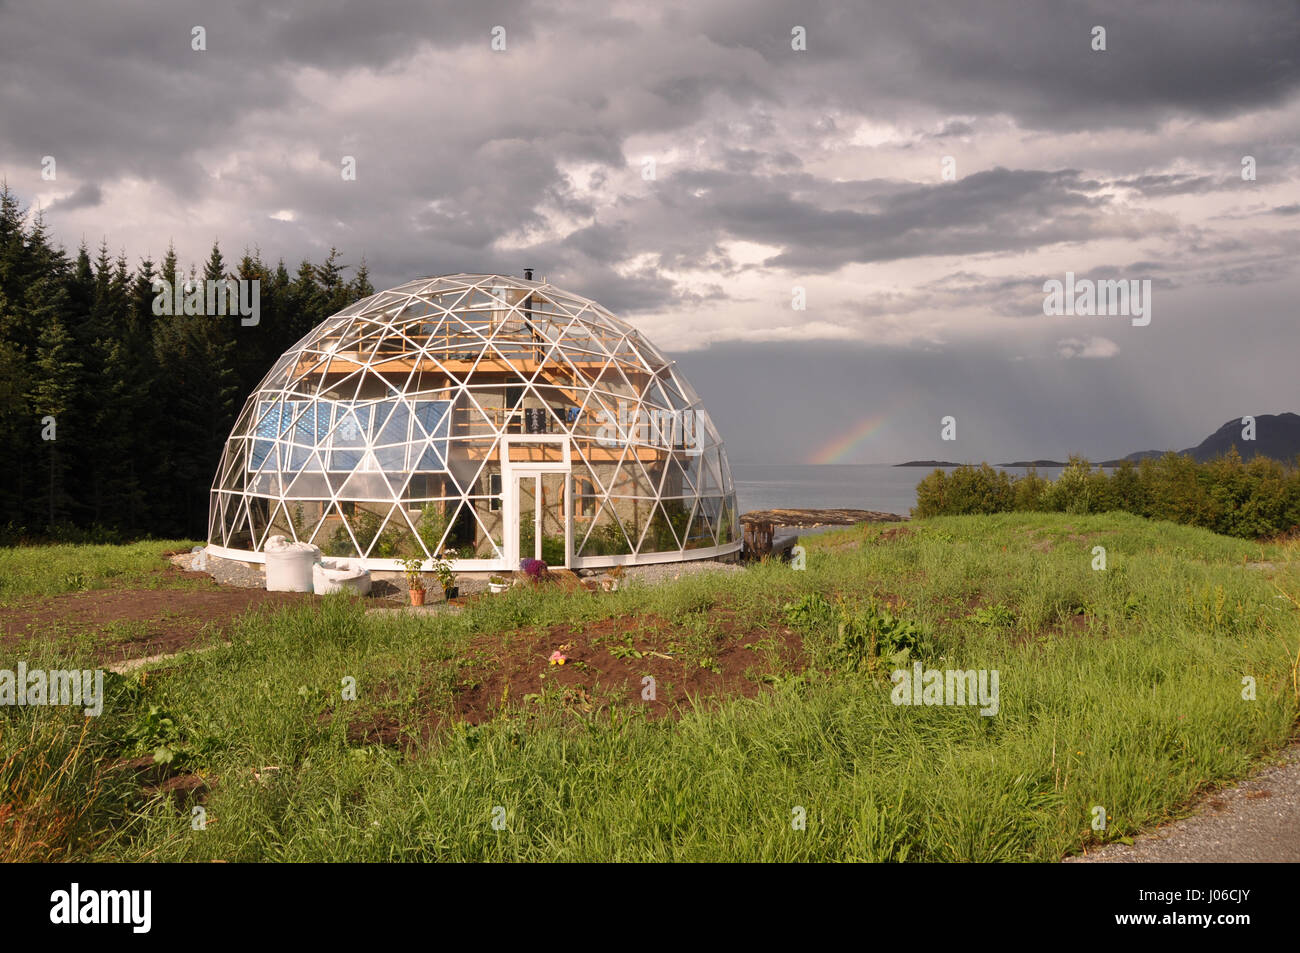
xmin=207 ymin=274 xmax=740 ymax=572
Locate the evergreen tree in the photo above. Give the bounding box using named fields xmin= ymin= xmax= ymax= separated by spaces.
xmin=288 ymin=258 xmax=326 ymax=346
xmin=351 ymin=257 xmax=375 ymax=299
xmin=150 ymin=243 xmax=240 ymax=536
xmin=0 ymin=287 xmax=30 ymax=532
xmin=25 ymin=290 xmax=80 ymax=530
xmin=0 ymin=184 xmax=383 ymax=540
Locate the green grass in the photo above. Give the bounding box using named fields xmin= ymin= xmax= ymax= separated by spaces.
xmin=0 ymin=539 xmax=201 ymax=604
xmin=2 ymin=513 xmax=1297 ymax=861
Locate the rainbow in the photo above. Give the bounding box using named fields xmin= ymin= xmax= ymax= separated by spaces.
xmin=808 ymin=412 xmax=889 ymax=464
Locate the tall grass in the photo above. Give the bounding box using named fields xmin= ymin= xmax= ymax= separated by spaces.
xmin=0 ymin=539 xmax=199 ymax=604
xmin=2 ymin=513 xmax=1296 ymax=861
xmin=0 ymin=644 xmax=142 ymax=861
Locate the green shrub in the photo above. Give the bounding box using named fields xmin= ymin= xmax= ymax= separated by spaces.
xmin=327 ymin=509 xmax=405 ymax=558
xmin=782 ymin=592 xmax=834 ymax=629
xmin=913 ymin=464 xmax=1014 ymax=519
xmin=783 ymin=594 xmax=933 ymax=673
xmin=1012 ymin=468 xmax=1050 ymax=511
xmin=1138 ymin=453 xmax=1218 ymax=527
xmin=830 ymin=601 xmax=932 ymax=672
xmin=417 ymin=502 xmax=449 ymax=555
xmin=915 ymin=450 xmax=1300 ymax=539
xmin=580 ymin=520 xmax=635 ymax=556
xmin=1109 ymin=460 xmax=1147 ymax=513
xmin=1040 ymin=457 xmax=1117 ymax=514
xmin=967 ymin=604 xmax=1016 ymax=628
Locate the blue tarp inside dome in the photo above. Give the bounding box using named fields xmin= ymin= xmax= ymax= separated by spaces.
xmin=249 ymin=398 xmax=450 ymax=473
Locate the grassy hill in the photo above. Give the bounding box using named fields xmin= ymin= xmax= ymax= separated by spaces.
xmin=3 ymin=513 xmax=1297 ymax=861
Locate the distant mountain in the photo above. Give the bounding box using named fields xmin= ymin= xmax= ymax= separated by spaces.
xmin=895 ymin=413 xmax=1300 ymax=468
xmin=1174 ymin=412 xmax=1300 ymax=463
xmin=1105 ymin=449 xmax=1171 ymax=465
xmin=1107 ymin=413 xmax=1300 ymax=464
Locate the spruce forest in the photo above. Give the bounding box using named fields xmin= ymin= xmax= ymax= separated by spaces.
xmin=0 ymin=184 xmax=374 ymax=543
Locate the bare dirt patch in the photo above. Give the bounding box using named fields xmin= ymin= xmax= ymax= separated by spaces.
xmin=109 ymin=754 xmax=215 ymax=810
xmin=334 ymin=607 xmax=809 ymax=750
xmin=454 ymin=610 xmax=805 ymax=722
xmin=0 ymin=564 xmax=312 ymax=665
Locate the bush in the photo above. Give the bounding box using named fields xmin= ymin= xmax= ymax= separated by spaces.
xmin=913 ymin=464 xmax=1014 ymax=519
xmin=1012 ymin=468 xmax=1050 ymax=512
xmin=417 ymin=502 xmax=448 ymax=555
xmin=1040 ymin=457 xmax=1117 ymax=514
xmin=326 ymin=509 xmax=406 ymax=558
xmin=1138 ymin=453 xmax=1217 ymax=527
xmin=579 ymin=520 xmax=635 ymax=556
xmin=782 ymin=594 xmax=935 ymax=674
xmin=914 ymin=450 xmax=1300 ymax=539
xmin=1109 ymin=460 xmax=1147 ymax=513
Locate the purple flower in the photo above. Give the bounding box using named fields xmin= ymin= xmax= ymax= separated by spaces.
xmin=520 ymin=558 xmax=546 ymax=578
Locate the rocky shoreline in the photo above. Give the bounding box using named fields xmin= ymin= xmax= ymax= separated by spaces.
xmin=739 ymin=507 xmax=907 ymax=528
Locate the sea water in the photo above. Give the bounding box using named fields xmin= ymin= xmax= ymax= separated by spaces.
xmin=731 ymin=463 xmax=1084 ymax=517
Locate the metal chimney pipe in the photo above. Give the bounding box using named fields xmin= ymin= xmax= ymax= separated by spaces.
xmin=522 ymin=269 xmax=536 ymax=344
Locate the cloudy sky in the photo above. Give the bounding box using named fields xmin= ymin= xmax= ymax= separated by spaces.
xmin=3 ymin=0 xmax=1298 ymax=464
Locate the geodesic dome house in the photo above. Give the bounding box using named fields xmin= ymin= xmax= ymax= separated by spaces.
xmin=207 ymin=274 xmax=740 ymax=571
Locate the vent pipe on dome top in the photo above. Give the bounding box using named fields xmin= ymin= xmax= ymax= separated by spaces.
xmin=522 ymin=268 xmax=537 ymax=343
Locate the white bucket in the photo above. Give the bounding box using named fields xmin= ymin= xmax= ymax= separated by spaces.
xmin=313 ymin=558 xmax=372 ymax=596
xmin=264 ymin=535 xmax=320 ymax=592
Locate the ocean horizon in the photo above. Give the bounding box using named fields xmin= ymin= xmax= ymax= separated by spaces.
xmin=731 ymin=462 xmax=1097 ymax=517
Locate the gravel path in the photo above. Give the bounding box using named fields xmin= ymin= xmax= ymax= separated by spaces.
xmin=170 ymin=550 xmax=266 ymax=588
xmin=612 ymin=559 xmax=747 ymax=587
xmin=175 ymin=548 xmax=746 ymax=594
xmin=1066 ymin=743 xmax=1300 ymax=863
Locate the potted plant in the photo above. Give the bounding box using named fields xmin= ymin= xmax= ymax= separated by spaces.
xmin=520 ymin=557 xmax=548 ymax=584
xmin=432 ymin=551 xmax=458 ymax=601
xmin=399 ymin=555 xmax=427 ymax=606
xmin=488 ymin=574 xmax=509 ymax=594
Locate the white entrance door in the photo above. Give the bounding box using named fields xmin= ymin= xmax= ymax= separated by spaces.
xmin=507 ymin=469 xmax=570 ymax=568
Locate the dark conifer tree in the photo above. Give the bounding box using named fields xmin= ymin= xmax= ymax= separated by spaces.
xmin=25 ymin=283 xmax=80 ymax=530
xmin=0 ymin=185 xmax=378 ymax=540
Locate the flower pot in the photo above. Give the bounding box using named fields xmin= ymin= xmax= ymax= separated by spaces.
xmin=489 ymin=581 xmax=509 ymax=594
xmin=443 ymin=586 xmax=459 ymax=601
xmin=409 ymin=588 xmax=426 ymax=606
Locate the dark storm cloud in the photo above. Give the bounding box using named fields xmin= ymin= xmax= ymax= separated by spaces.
xmin=928 ymin=120 xmax=975 ymax=139
xmin=1 ymin=0 xmax=1298 ymax=464
xmin=687 ymin=0 xmax=1300 ymax=129
xmin=46 ymin=182 xmax=103 ymax=212
xmin=0 ymin=0 xmax=542 ymax=198
xmin=678 ymin=292 xmax=1300 ymax=465
xmin=647 ymin=167 xmax=1139 ymax=272
xmin=255 ymin=0 xmax=539 ymax=69
xmin=2 ymin=0 xmax=1294 ymax=285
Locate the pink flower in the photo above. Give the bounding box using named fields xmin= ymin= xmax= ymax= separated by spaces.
xmin=549 ymin=651 xmax=567 ymax=666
